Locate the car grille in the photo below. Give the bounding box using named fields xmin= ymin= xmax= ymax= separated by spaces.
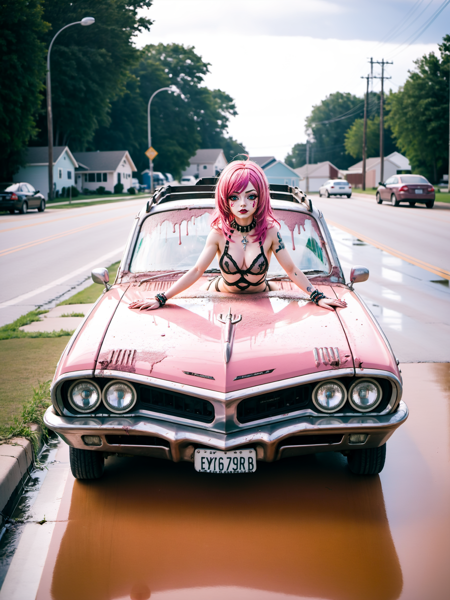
xmin=105 ymin=435 xmax=170 ymax=447
xmin=139 ymin=386 xmax=215 ymax=423
xmin=237 ymin=385 xmax=311 ymax=424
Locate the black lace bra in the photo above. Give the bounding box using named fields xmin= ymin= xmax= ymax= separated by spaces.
xmin=219 ymin=231 xmax=269 ymax=291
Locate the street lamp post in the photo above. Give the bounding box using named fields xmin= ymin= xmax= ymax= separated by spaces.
xmin=147 ymin=86 xmax=179 ymax=193
xmin=46 ymin=17 xmax=95 ymax=201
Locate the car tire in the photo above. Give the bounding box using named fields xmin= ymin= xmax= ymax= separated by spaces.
xmin=390 ymin=194 xmax=399 ymax=207
xmin=347 ymin=443 xmax=386 ymax=475
xmin=20 ymin=201 xmax=28 ymax=214
xmin=326 ymin=190 xmax=330 ymax=198
xmin=376 ymin=192 xmax=382 ymax=204
xmin=37 ymin=200 xmax=46 ymax=212
xmin=347 ymin=194 xmax=352 ymax=198
xmin=318 ymin=191 xmax=322 ymax=197
xmin=69 ymin=446 xmax=104 ymax=480
xmin=426 ymin=200 xmax=434 ymax=209
xmin=409 ymin=202 xmax=416 ymax=207
xmin=9 ymin=209 xmax=15 ymax=214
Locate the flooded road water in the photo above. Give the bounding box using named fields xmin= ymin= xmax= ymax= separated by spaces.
xmin=21 ymin=363 xmax=448 ymax=600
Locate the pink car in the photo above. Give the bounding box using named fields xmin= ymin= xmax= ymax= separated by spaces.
xmin=45 ymin=183 xmax=408 ymax=479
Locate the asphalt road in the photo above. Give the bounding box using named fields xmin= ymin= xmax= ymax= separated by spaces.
xmin=0 ymin=200 xmax=144 ymax=327
xmin=1 ymin=363 xmax=449 ymax=600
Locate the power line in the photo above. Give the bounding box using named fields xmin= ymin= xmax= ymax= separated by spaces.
xmin=375 ymin=0 xmax=426 ymax=49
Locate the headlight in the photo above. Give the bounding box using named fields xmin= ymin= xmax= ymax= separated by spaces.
xmin=68 ymin=380 xmax=101 ymax=413
xmin=103 ymin=380 xmax=137 ymax=413
xmin=312 ymin=380 xmax=347 ymax=413
xmin=349 ymin=379 xmax=382 ymax=412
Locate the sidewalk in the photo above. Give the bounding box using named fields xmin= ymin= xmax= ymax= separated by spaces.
xmin=47 ymin=193 xmax=151 ymax=207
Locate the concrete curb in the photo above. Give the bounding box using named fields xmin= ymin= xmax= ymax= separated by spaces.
xmin=0 ymin=425 xmax=44 ymax=527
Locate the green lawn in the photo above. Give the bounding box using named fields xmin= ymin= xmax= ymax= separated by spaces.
xmin=0 ymin=261 xmax=120 ymax=429
xmin=351 ymin=188 xmax=450 ymax=203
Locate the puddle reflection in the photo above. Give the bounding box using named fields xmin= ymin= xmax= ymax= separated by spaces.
xmin=37 ymin=454 xmax=402 ymax=600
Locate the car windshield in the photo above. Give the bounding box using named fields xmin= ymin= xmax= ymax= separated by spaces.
xmin=4 ymin=183 xmax=19 ymax=192
xmin=130 ymin=208 xmax=331 ymax=276
xmin=400 ymin=175 xmax=428 ymax=184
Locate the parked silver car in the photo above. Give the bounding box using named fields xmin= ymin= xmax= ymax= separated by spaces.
xmin=319 ymin=180 xmax=352 ymax=198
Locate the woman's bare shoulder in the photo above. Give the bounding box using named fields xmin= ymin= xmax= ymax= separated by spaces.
xmin=207 ymin=227 xmax=223 ymax=245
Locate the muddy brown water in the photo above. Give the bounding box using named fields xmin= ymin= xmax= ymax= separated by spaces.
xmin=35 ymin=364 xmax=450 ymax=600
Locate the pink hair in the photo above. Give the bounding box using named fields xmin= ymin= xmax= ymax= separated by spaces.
xmin=211 ymin=159 xmax=279 ymax=243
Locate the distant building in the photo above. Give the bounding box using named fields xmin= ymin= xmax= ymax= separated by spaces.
xmin=182 ymin=149 xmax=227 ymax=179
xmin=250 ymin=156 xmax=301 ymax=188
xmin=294 ymin=161 xmax=339 ymax=192
xmin=346 ymin=152 xmax=411 ymax=188
xmin=73 ymin=150 xmax=137 ymax=193
xmin=13 ymin=146 xmax=78 ymax=199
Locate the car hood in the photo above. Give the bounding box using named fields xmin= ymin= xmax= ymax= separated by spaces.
xmin=92 ymin=285 xmax=354 ymax=393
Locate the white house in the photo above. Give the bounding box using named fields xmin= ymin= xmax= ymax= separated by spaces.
xmin=73 ymin=150 xmax=137 ymax=193
xmin=14 ymin=146 xmax=78 ymax=199
xmin=346 ymin=152 xmax=411 ymax=188
xmin=294 ymin=161 xmax=340 ymax=192
xmin=182 ymin=149 xmax=227 ymax=179
xmin=250 ymin=156 xmax=301 ymax=187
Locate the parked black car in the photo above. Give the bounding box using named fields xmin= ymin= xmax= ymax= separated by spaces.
xmin=0 ymin=183 xmax=46 ymax=214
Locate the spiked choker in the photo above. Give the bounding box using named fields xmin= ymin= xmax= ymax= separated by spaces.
xmin=230 ymin=218 xmax=256 ymax=233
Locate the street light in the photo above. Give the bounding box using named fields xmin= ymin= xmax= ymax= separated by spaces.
xmin=147 ymin=86 xmax=179 ymax=193
xmin=46 ymin=17 xmax=95 ymax=201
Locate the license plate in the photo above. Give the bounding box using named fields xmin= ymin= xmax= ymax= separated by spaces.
xmin=415 ymin=189 xmax=423 ymax=194
xmin=194 ymin=448 xmax=256 ymax=473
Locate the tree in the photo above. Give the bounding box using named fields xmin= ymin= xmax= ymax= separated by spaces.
xmin=0 ymin=0 xmax=48 ymax=180
xmin=344 ymin=116 xmax=398 ymax=161
xmin=386 ymin=35 xmax=450 ymax=183
xmin=94 ymin=43 xmax=246 ymax=178
xmin=305 ymin=92 xmax=364 ymax=169
xmin=285 ymin=143 xmax=307 ymax=169
xmin=32 ymin=0 xmax=153 ymax=150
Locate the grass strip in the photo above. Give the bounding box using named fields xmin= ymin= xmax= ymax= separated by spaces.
xmin=49 ymin=197 xmax=144 ymax=210
xmin=0 ymin=381 xmax=53 ymax=455
xmin=0 ymin=309 xmax=73 ymax=341
xmin=58 ymin=261 xmax=120 ymax=305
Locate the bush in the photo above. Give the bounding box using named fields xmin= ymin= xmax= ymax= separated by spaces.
xmin=83 ymin=188 xmax=91 ymax=195
xmin=96 ymin=186 xmax=106 ymax=194
xmin=114 ymin=182 xmax=124 ymax=194
xmin=128 ymin=186 xmax=136 ymax=195
xmin=61 ymin=186 xmax=66 ymax=197
xmin=70 ymin=186 xmax=79 ymax=197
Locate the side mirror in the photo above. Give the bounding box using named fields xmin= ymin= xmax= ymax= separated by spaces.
xmin=378 ymin=181 xmax=385 ymax=187
xmin=91 ymin=267 xmax=111 ymax=291
xmin=349 ymin=266 xmax=369 ymax=290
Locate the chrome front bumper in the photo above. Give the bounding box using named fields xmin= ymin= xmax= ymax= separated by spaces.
xmin=44 ymin=401 xmax=408 ymax=463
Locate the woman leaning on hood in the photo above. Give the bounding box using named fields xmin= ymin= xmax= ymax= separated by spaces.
xmin=129 ymin=159 xmax=347 ymax=312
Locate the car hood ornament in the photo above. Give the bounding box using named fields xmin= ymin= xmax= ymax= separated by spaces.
xmin=217 ymin=307 xmax=242 ymax=363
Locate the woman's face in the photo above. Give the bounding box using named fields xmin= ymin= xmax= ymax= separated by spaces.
xmin=228 ymin=180 xmax=258 ymax=222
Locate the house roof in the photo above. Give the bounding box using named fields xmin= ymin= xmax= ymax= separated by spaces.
xmin=189 ymin=149 xmax=226 ymax=164
xmin=348 ymin=157 xmax=381 ymax=172
xmin=25 ymin=146 xmax=78 ymax=167
xmin=250 ymin=156 xmax=277 ymax=169
xmin=73 ymin=150 xmax=137 ymax=172
xmin=264 ymin=160 xmax=301 ymax=177
xmin=294 ymin=161 xmax=338 ymax=177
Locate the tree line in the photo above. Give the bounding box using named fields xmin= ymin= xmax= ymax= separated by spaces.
xmin=0 ymin=0 xmax=246 ymax=181
xmin=286 ymin=35 xmax=450 ymax=184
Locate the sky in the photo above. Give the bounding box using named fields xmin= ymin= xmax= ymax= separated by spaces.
xmin=135 ymin=0 xmax=449 ymax=161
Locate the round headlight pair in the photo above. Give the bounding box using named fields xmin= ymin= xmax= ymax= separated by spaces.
xmin=68 ymin=380 xmax=137 ymax=414
xmin=312 ymin=379 xmax=382 ymax=413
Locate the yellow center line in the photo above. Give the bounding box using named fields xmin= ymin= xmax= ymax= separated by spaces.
xmin=0 ymin=212 xmax=136 ymax=258
xmin=328 ymin=219 xmax=450 ymax=281
xmin=0 ymin=201 xmax=142 ymax=233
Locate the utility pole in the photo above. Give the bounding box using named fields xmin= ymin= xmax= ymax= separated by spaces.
xmin=448 ymin=60 xmax=450 ymax=191
xmin=306 ymin=140 xmax=310 ymax=193
xmin=372 ymin=59 xmax=393 ymax=183
xmin=361 ymin=74 xmax=370 ymax=191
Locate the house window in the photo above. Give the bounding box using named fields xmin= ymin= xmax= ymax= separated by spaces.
xmin=203 ymin=165 xmax=207 ymax=170
xmin=88 ymin=173 xmax=95 ymax=182
xmin=118 ymin=173 xmax=121 ymax=184
xmin=103 ymin=173 xmax=107 ymax=182
xmin=84 ymin=174 xmax=88 ymax=182
xmin=58 ymin=169 xmax=62 ymax=179
xmin=67 ymin=171 xmax=72 ymax=180
xmin=96 ymin=173 xmax=102 ymax=182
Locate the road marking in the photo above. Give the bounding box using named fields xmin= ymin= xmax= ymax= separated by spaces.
xmin=327 ymin=220 xmax=450 ymax=280
xmin=0 ymin=246 xmax=124 ymax=309
xmin=0 ymin=201 xmax=142 ymax=233
xmin=0 ymin=213 xmax=134 ymax=257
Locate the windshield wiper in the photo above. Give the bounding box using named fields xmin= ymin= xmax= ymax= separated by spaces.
xmin=205 ymin=268 xmax=220 ymax=273
xmin=137 ymin=270 xmax=187 ymax=286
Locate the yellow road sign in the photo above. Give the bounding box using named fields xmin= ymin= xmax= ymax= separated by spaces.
xmin=145 ymin=147 xmax=158 ymax=160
